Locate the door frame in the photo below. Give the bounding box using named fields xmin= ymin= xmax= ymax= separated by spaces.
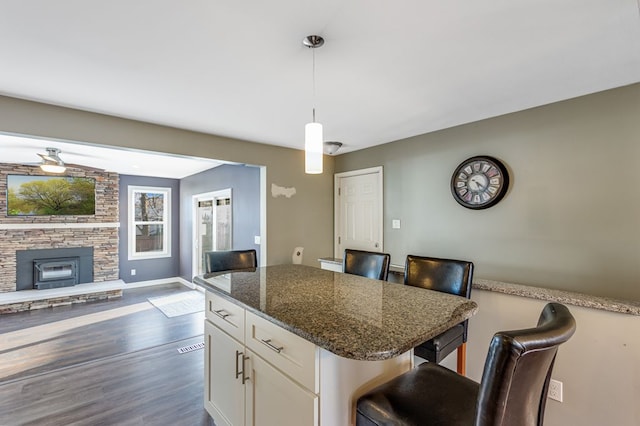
xmin=334 ymin=166 xmax=384 ymax=258
xmin=192 ymin=188 xmax=232 ymax=276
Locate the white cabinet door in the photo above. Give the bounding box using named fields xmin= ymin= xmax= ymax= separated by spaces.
xmin=245 ymin=349 xmax=318 ymax=426
xmin=205 ymin=321 xmax=247 ymax=426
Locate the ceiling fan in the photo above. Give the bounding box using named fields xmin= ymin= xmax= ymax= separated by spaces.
xmin=24 ymin=146 xmax=105 ymax=174
xmin=37 ymin=147 xmax=67 ymax=173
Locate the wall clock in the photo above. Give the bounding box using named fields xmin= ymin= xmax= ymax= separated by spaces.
xmin=451 ymin=156 xmax=509 ymax=210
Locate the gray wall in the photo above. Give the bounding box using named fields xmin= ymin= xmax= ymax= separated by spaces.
xmin=0 ymin=95 xmax=335 ymax=269
xmin=118 ymin=175 xmax=180 ymax=283
xmin=336 ymin=83 xmax=640 ymax=301
xmin=180 ymin=164 xmax=261 ymax=281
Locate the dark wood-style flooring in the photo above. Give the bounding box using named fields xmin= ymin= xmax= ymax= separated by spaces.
xmin=0 ymin=283 xmax=214 ymax=425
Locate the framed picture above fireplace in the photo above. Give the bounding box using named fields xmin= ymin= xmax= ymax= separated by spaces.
xmin=6 ymin=175 xmax=96 ymax=216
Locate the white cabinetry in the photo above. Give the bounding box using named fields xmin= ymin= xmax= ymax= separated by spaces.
xmin=204 ymin=321 xmax=246 ymax=426
xmin=245 ymin=311 xmax=318 ymax=393
xmin=318 ymin=259 xmax=342 ymax=272
xmin=246 ymin=351 xmax=318 ymax=426
xmin=204 ymin=292 xmax=319 ymax=426
xmin=204 ymin=290 xmax=411 ymax=426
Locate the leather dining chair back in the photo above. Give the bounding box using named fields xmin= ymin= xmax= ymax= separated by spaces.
xmin=205 ymin=249 xmax=257 ymax=273
xmin=343 ymin=249 xmax=391 ymax=281
xmin=404 ymin=255 xmax=473 ymax=297
xmin=404 ymin=255 xmax=474 ymax=374
xmin=356 ymin=303 xmax=577 ymax=426
xmin=475 ymin=303 xmax=576 ymax=425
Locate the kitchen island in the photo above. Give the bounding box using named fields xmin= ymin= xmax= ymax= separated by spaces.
xmin=194 ymin=264 xmax=478 ymax=426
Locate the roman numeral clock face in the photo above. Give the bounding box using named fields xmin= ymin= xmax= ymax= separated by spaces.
xmin=451 ymin=156 xmax=509 ymax=209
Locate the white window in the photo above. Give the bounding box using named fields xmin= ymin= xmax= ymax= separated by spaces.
xmin=128 ymin=186 xmax=171 ymax=260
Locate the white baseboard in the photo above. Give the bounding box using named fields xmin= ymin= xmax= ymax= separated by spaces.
xmin=124 ymin=277 xmax=194 ymax=289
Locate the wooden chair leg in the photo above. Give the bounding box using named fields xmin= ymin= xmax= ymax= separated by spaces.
xmin=457 ymin=342 xmax=467 ymax=376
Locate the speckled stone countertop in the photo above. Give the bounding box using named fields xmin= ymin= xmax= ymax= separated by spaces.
xmin=194 ymin=264 xmax=478 ymax=361
xmin=475 ymin=279 xmax=640 ymax=316
xmin=319 ymin=257 xmax=640 ymax=316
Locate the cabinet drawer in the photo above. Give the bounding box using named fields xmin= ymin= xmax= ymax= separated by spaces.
xmin=206 ymin=291 xmax=245 ymax=343
xmin=245 ymin=311 xmax=318 ymax=393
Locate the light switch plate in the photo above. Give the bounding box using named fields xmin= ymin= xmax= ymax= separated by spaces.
xmin=254 ymin=236 xmax=261 ymax=244
xmin=392 ymin=219 xmax=401 ymax=229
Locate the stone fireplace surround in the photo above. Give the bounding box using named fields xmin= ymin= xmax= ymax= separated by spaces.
xmin=0 ymin=163 xmax=121 ymax=311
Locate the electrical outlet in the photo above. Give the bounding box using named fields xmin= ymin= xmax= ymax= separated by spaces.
xmin=548 ymin=379 xmax=563 ymax=402
xmin=131 ymin=269 xmax=136 ymax=276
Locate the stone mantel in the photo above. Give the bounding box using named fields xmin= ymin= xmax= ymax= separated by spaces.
xmin=0 ymin=223 xmax=120 ymax=230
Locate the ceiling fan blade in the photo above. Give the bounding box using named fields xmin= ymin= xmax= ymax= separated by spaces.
xmin=65 ymin=163 xmax=105 ymax=172
xmin=37 ymin=153 xmax=55 ymax=162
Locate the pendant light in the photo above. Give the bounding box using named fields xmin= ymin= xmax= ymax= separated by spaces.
xmin=303 ymin=35 xmax=324 ymax=174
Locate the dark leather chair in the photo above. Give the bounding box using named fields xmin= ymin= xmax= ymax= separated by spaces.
xmin=356 ymin=303 xmax=577 ymax=426
xmin=343 ymin=249 xmax=391 ymax=281
xmin=205 ymin=249 xmax=257 ymax=273
xmin=404 ymin=255 xmax=473 ymax=374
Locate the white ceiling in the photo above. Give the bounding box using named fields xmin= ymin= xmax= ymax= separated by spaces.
xmin=0 ymin=0 xmax=639 ymax=172
xmin=0 ymin=133 xmax=224 ymax=179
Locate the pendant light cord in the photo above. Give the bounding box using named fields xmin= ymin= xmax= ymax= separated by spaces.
xmin=312 ymin=46 xmax=316 ymax=123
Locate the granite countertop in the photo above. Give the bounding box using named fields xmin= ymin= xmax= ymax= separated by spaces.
xmin=319 ymin=258 xmax=640 ymax=316
xmin=475 ymin=279 xmax=640 ymax=316
xmin=194 ymin=264 xmax=478 ymax=361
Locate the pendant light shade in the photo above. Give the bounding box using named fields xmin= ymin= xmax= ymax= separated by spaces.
xmin=305 ymin=121 xmax=323 ymax=174
xmin=303 ymin=35 xmax=325 ymax=174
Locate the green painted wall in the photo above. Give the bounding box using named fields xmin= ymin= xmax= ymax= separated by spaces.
xmin=336 ymin=83 xmax=640 ymax=301
xmin=0 ymin=95 xmax=335 ymax=269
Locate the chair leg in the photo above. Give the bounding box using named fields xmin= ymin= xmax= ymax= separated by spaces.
xmin=456 ymin=342 xmax=467 ymax=376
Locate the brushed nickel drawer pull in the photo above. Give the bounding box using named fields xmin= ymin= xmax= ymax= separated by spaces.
xmin=241 ymin=354 xmax=250 ymax=384
xmin=235 ymin=350 xmax=242 ymax=379
xmin=213 ymin=309 xmax=230 ymax=320
xmin=260 ymin=338 xmax=284 ymax=353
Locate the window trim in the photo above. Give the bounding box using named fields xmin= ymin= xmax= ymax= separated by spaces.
xmin=128 ymin=185 xmax=172 ymax=260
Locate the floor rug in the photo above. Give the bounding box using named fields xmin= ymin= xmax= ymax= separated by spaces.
xmin=147 ymin=291 xmax=205 ymax=318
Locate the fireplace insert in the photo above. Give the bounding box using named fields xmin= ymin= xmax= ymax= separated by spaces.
xmin=33 ymin=257 xmax=80 ymax=290
xmin=16 ymin=247 xmax=94 ymax=291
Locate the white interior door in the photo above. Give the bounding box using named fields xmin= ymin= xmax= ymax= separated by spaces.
xmin=335 ymin=167 xmax=383 ymax=258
